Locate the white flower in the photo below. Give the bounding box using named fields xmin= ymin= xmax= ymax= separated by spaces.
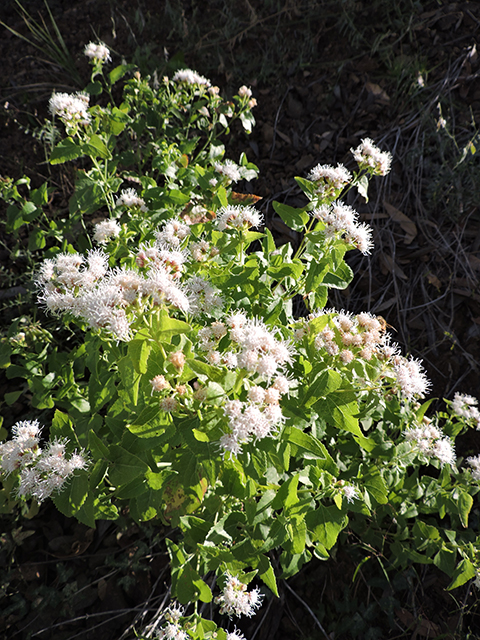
xmin=214 ymin=159 xmax=242 ymax=183
xmin=93 ymin=219 xmax=121 ymax=244
xmin=49 ymin=91 xmax=90 ymax=127
xmin=405 ymin=423 xmax=455 ymax=466
xmin=172 ymin=68 xmax=211 ymax=87
xmin=214 ymin=573 xmax=263 ymax=618
xmin=351 ymin=138 xmax=392 ymax=176
xmin=393 ymin=356 xmax=430 ymax=399
xmin=216 ymin=204 xmax=263 ymax=231
xmin=307 ymin=163 xmax=352 ymax=189
xmin=451 ymin=393 xmax=480 ymax=428
xmin=227 ymin=629 xmax=247 ymax=640
xmin=116 ymin=188 xmax=147 ymax=210
xmin=466 ymin=455 xmax=480 ymax=480
xmin=342 ymin=484 xmax=359 ymax=503
xmin=84 ymin=42 xmax=111 ymax=63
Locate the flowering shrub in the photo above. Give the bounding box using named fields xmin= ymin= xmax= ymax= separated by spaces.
xmin=2 ymin=43 xmax=480 ymax=638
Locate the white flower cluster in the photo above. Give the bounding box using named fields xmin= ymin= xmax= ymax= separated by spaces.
xmin=155 ymin=603 xmax=187 ymax=640
xmin=466 ymin=454 xmax=480 ymax=480
xmin=405 ymin=421 xmax=456 ymax=466
xmin=84 ymin=42 xmax=111 ymax=63
xmin=213 ymin=159 xmax=242 ymax=183
xmin=93 ymin=219 xmax=121 ymax=244
xmin=306 ymin=310 xmax=430 ymax=400
xmin=312 ymin=201 xmax=373 ymax=254
xmin=155 ymin=218 xmax=191 ymax=247
xmin=451 ymin=393 xmax=480 ymax=429
xmin=335 ymin=482 xmax=360 ymax=503
xmin=313 ymin=311 xmax=390 ymax=362
xmin=391 ymin=355 xmax=430 ymax=399
xmin=351 ymin=137 xmax=392 ymax=176
xmin=216 ymin=205 xmax=263 ymax=231
xmin=49 ymin=91 xmax=90 ymax=127
xmin=307 ymin=163 xmax=352 ymax=193
xmin=0 ymin=420 xmax=87 ymax=503
xmin=197 ymin=314 xmax=294 ymax=455
xmin=214 ymin=573 xmax=263 ymax=618
xmin=172 ymin=68 xmax=211 ymax=87
xmin=116 ymin=188 xmax=147 ymax=211
xmin=36 ymin=232 xmax=223 ymax=340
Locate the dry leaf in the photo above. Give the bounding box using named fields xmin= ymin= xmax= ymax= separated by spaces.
xmin=379 ymin=252 xmax=409 ymax=280
xmin=231 ymin=191 xmax=263 ymax=205
xmin=374 ymin=295 xmax=398 ymax=313
xmin=467 ymin=253 xmax=480 ymax=272
xmin=365 ymin=81 xmax=390 ymax=103
xmin=383 ymin=201 xmax=417 ymax=244
xmin=427 ymin=273 xmax=442 ymax=288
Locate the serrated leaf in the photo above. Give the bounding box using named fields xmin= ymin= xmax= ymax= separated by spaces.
xmin=50 ymin=137 xmax=84 ymax=164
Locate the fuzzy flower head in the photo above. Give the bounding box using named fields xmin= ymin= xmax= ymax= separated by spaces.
xmin=0 ymin=422 xmax=88 ymax=503
xmin=214 ymin=573 xmax=263 ymax=618
xmin=93 ymin=219 xmax=121 ymax=244
xmin=405 ymin=422 xmax=455 ymax=466
xmin=466 ymin=455 xmax=480 ymax=480
xmin=116 ymin=188 xmax=147 ymax=211
xmin=311 ymin=201 xmax=373 ymax=255
xmin=84 ymin=42 xmax=111 ymax=63
xmin=307 ymin=162 xmax=352 ymax=194
xmin=392 ymin=356 xmax=430 ymax=400
xmin=213 ymin=159 xmax=242 ymax=184
xmin=172 ymin=68 xmax=211 ymax=87
xmin=216 ymin=205 xmax=263 ymax=231
xmin=49 ymin=91 xmax=90 ymax=130
xmin=351 ymin=138 xmax=392 ymax=176
xmin=451 ymin=393 xmax=480 ymax=429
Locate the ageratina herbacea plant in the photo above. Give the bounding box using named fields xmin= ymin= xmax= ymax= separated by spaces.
xmin=1 ymin=42 xmax=480 ymax=639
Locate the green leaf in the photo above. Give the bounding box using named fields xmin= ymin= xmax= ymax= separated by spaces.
xmin=84 ymin=81 xmax=103 ymax=95
xmin=362 ymin=468 xmax=388 ymax=505
xmin=283 ymin=427 xmax=337 ymax=474
xmin=108 ymin=445 xmax=149 ymax=487
xmin=447 ymin=558 xmax=476 ymax=590
xmin=50 ymin=137 xmax=84 ymax=164
xmin=433 ymin=547 xmax=456 ymax=577
xmin=272 ymin=201 xmax=309 ymax=232
xmin=457 ymin=491 xmax=474 ymax=527
xmin=128 ymin=339 xmax=151 ymax=374
xmin=256 ymin=555 xmax=278 ymax=596
xmin=304 ymin=369 xmax=342 ymax=408
xmin=306 ymin=504 xmax=348 ymax=550
xmin=83 ymin=134 xmax=111 ymax=159
xmin=109 ymin=64 xmax=135 ymax=84
xmin=272 ymin=474 xmax=299 ymax=510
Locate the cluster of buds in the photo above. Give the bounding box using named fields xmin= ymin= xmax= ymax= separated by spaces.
xmin=0 ymin=420 xmax=88 ymax=503
xmin=116 ymin=188 xmax=147 ymax=211
xmin=305 ymin=310 xmax=430 ymax=401
xmin=93 ymin=219 xmax=121 ymax=244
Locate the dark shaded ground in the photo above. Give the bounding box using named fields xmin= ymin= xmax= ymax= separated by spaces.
xmin=1 ymin=1 xmax=480 ymax=638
